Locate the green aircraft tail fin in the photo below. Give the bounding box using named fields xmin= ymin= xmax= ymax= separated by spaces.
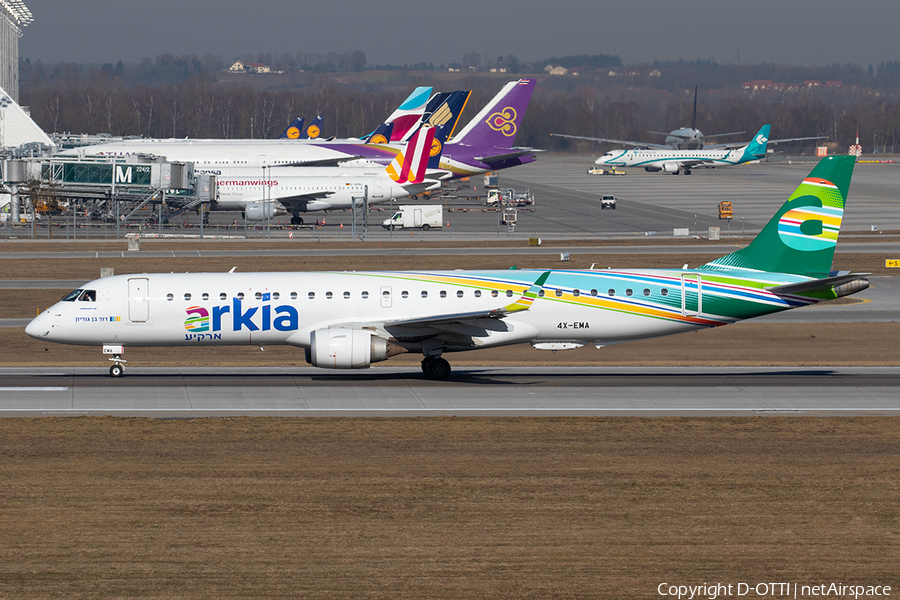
xmin=702 ymin=155 xmax=855 ymax=278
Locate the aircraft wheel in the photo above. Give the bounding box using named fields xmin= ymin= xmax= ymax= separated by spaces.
xmin=109 ymin=364 xmax=124 ymax=378
xmin=684 ymin=169 xmax=692 ymax=175
xmin=421 ymin=224 xmax=430 ymax=231
xmin=425 ymin=357 xmax=451 ymax=381
xmin=291 ymin=216 xmax=304 ymax=225
xmin=421 ymin=356 xmax=434 ymax=374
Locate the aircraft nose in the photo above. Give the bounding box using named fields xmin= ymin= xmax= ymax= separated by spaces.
xmin=25 ymin=312 xmax=52 ymax=339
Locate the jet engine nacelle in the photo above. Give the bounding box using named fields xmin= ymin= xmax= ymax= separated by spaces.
xmin=662 ymin=162 xmax=680 ymax=174
xmin=243 ymin=202 xmax=278 ymax=221
xmin=307 ymin=328 xmax=390 ymax=369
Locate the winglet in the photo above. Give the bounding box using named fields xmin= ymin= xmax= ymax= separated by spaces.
xmin=497 ymin=270 xmax=550 ymax=315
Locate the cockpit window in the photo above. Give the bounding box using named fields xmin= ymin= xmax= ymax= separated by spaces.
xmin=78 ymin=290 xmax=96 ymax=302
xmin=61 ymin=289 xmax=83 ymax=302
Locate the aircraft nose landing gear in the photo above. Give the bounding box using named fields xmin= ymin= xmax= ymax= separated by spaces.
xmin=421 ymin=356 xmax=451 ymax=380
xmin=103 ymin=345 xmax=127 ymax=377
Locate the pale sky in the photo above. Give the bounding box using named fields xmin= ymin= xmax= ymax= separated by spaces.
xmin=17 ymin=0 xmax=900 ymax=68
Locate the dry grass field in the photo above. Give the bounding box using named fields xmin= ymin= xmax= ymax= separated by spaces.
xmin=1 ymin=240 xmax=896 ymax=599
xmin=0 ymin=417 xmax=897 ymax=599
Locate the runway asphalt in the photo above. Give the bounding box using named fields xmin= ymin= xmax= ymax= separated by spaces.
xmin=0 ymin=366 xmax=897 ymax=417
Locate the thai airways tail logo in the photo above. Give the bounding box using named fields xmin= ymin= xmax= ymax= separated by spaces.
xmin=184 ymin=306 xmax=210 ymax=332
xmin=486 ymin=107 xmax=518 ymax=137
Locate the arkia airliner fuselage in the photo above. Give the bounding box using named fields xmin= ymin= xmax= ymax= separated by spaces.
xmin=27 ymin=156 xmax=868 ymax=380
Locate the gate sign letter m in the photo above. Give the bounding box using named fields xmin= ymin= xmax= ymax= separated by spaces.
xmin=115 ymin=166 xmax=133 ymax=184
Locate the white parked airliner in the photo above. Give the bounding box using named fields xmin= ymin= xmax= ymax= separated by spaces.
xmin=26 ymin=156 xmax=868 ymax=380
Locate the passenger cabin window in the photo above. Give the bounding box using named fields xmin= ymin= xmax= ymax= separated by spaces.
xmin=291 ymin=292 xmax=298 ymax=300
xmin=326 ymin=292 xmax=333 ymax=300
xmin=573 ymin=289 xmax=581 ymax=297
xmin=440 ymin=291 xmax=447 ymax=298
xmin=61 ymin=289 xmax=83 ymax=302
xmin=421 ymin=291 xmax=428 ymax=298
xmin=609 ymin=289 xmax=615 ymax=297
xmin=538 ymin=290 xmax=545 ymax=297
xmin=255 ymin=292 xmax=263 ymax=300
xmin=457 ymin=290 xmax=464 ymax=298
xmin=273 ymin=292 xmax=280 ymax=300
xmin=555 ymin=289 xmax=563 ymax=298
xmin=202 ymin=293 xmax=209 ymax=301
xmin=643 ymin=289 xmax=651 ymax=296
xmin=626 ymin=289 xmax=633 ymax=297
xmin=167 ymin=293 xmax=174 ymax=301
xmin=591 ymin=289 xmax=598 ymax=297
xmin=343 ymin=291 xmax=351 ymax=299
xmin=492 ymin=290 xmax=499 ymax=298
xmin=237 ymin=292 xmax=245 ymax=300
xmin=184 ymin=293 xmax=191 ymax=301
xmin=402 ymin=291 xmax=409 ymax=299
xmin=361 ymin=291 xmax=369 ymax=299
xmin=474 ymin=290 xmax=482 ymax=298
xmin=308 ymin=292 xmax=315 ymax=300
xmin=220 ymin=293 xmax=227 ymax=300
xmin=661 ymin=289 xmax=669 ymax=297
xmin=506 ymin=290 xmax=513 ymax=297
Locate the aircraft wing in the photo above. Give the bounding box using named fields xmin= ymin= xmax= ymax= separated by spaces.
xmin=705 ymin=135 xmax=828 ymax=150
xmin=332 ymin=271 xmax=551 ymax=332
xmin=551 ymin=133 xmax=669 ymax=150
xmin=767 ymin=135 xmax=829 ymax=145
xmin=277 ymin=155 xmax=366 ymax=168
xmin=474 ymin=148 xmax=543 ymax=165
xmin=272 ymin=190 xmax=334 ymax=212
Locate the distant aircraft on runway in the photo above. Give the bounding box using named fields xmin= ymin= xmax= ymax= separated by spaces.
xmin=583 ymin=125 xmax=772 ymax=174
xmin=28 ymin=156 xmax=868 ymax=380
xmin=553 ymin=86 xmax=827 ymax=153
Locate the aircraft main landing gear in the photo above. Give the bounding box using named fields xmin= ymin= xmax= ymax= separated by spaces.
xmin=291 ymin=216 xmax=304 ymax=225
xmin=421 ymin=356 xmax=451 ymax=380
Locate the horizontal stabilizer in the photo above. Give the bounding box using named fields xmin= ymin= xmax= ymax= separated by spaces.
xmin=768 ymin=273 xmax=869 ymax=295
xmin=474 ymin=148 xmax=542 ymax=164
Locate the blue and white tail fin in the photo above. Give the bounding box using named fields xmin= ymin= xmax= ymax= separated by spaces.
xmin=741 ymin=124 xmax=771 ymax=159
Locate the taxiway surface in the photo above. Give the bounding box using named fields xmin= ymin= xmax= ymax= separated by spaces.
xmin=1 ymin=366 xmax=898 ymax=417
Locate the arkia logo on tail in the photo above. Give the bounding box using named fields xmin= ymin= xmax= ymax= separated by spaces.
xmin=486 ymin=107 xmax=518 ymax=137
xmin=777 ymin=178 xmax=843 ymax=251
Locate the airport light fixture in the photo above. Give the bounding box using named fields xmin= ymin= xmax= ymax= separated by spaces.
xmin=0 ymin=0 xmax=32 ymax=29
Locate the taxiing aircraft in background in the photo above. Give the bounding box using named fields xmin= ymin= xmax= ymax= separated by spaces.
xmin=27 ymin=156 xmax=867 ymax=380
xmin=586 ymin=125 xmax=772 ymax=174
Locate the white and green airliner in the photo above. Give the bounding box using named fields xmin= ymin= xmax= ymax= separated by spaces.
xmin=27 ymin=156 xmax=867 ymax=380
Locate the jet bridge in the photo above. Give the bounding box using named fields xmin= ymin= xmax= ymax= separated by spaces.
xmin=1 ymin=155 xmax=215 ymax=225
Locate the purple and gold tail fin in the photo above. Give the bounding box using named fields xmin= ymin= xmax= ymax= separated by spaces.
xmin=385 ymin=125 xmax=436 ymax=184
xmin=449 ymin=79 xmax=535 ymax=148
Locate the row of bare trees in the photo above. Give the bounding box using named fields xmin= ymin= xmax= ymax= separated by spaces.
xmin=21 ymin=73 xmax=900 ymax=153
